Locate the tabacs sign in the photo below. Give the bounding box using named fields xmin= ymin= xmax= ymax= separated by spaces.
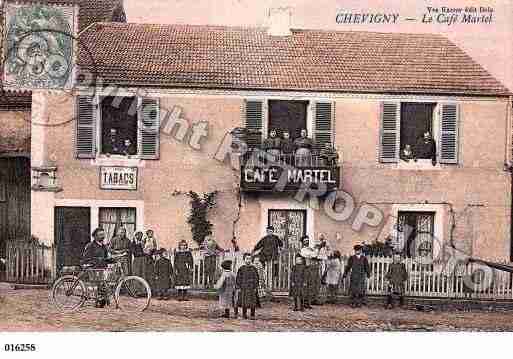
xmin=100 ymin=167 xmax=138 ymax=190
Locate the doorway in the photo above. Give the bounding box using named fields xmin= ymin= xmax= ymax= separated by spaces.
xmin=0 ymin=157 xmax=30 ymax=280
xmin=55 ymin=207 xmax=91 ymax=271
xmin=268 ymin=209 xmax=307 ymax=249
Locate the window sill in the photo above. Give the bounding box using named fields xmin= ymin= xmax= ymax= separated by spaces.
xmin=395 ymin=159 xmax=442 ymax=171
xmin=90 ymin=155 xmax=146 ymax=168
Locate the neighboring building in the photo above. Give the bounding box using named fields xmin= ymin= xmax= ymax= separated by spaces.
xmin=0 ymin=0 xmax=126 ymax=265
xmin=1 ymin=2 xmax=512 ymax=274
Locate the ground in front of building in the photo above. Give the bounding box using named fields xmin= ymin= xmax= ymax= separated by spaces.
xmin=2 ymin=288 xmax=513 ymax=331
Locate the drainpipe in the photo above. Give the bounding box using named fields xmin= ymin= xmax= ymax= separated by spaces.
xmin=507 ymin=161 xmax=513 ymax=262
xmin=506 ymin=96 xmax=513 ymax=262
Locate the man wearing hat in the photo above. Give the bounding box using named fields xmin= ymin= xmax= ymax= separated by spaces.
xmin=82 ymin=228 xmax=113 ymax=308
xmin=342 ymin=244 xmax=371 ymax=308
xmin=299 ymin=235 xmax=322 ymax=307
xmin=253 ymin=225 xmax=283 ymax=285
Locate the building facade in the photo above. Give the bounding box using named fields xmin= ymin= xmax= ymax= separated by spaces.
xmin=1 ymin=2 xmax=512 ymax=273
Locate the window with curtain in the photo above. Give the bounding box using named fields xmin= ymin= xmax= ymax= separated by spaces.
xmin=99 ymin=207 xmax=137 ymax=243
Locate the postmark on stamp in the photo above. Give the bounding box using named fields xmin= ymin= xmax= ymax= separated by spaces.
xmin=2 ymin=3 xmax=75 ymax=91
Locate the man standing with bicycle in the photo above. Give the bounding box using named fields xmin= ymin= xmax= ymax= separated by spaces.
xmin=82 ymin=228 xmax=112 ymax=308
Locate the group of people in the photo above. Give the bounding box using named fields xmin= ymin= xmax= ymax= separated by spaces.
xmin=82 ymin=227 xmax=197 ymax=306
xmin=400 ymin=131 xmax=437 ymax=166
xmin=103 ymin=128 xmax=137 ymax=157
xmin=242 ymin=226 xmax=410 ymax=313
xmin=262 ymin=128 xmax=339 ymax=167
xmin=82 ymin=225 xmax=410 ymax=313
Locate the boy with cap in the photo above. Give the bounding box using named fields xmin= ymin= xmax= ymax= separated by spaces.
xmin=215 ymin=260 xmax=237 ymax=318
xmin=342 ymin=245 xmax=371 ymax=308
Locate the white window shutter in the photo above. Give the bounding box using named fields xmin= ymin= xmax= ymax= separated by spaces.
xmin=139 ymin=97 xmax=160 ymax=160
xmin=244 ymin=99 xmax=264 ymax=148
xmin=76 ymin=95 xmax=96 ymax=159
xmin=379 ymin=102 xmax=400 ymax=163
xmin=439 ymin=103 xmax=459 ymax=164
xmin=313 ymin=101 xmax=335 ymax=154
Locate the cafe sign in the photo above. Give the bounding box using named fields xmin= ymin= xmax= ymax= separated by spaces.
xmin=100 ymin=167 xmax=138 ymax=190
xmin=241 ymin=166 xmax=340 ymax=192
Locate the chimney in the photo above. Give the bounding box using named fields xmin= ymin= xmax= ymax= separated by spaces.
xmin=267 ymin=7 xmax=292 ymax=36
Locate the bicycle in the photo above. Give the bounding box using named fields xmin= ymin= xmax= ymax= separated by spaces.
xmin=50 ymin=253 xmax=152 ymax=313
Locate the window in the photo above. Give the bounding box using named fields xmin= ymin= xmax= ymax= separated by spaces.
xmin=268 ymin=100 xmax=308 ymax=140
xmin=76 ymin=95 xmax=160 ymax=160
xmin=397 ymin=211 xmax=435 ymax=258
xmin=99 ymin=207 xmax=137 ymax=242
xmin=100 ymin=97 xmax=138 ymax=156
xmin=400 ymin=103 xmax=436 ymax=160
xmin=243 ymin=98 xmax=335 ymax=155
xmin=379 ymin=101 xmax=459 ymax=165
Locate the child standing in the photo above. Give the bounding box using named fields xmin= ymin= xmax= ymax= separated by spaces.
xmin=236 ymin=253 xmax=259 ymax=320
xmin=214 ymin=260 xmax=236 ymax=318
xmin=154 ymin=248 xmax=173 ymax=300
xmin=324 ymin=250 xmax=342 ymax=304
xmin=290 ymin=255 xmax=307 ymax=311
xmin=173 ymin=240 xmax=194 ymax=301
xmin=385 ymin=253 xmax=408 ymax=309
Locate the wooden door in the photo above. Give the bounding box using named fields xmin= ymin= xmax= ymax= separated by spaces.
xmin=0 ymin=157 xmax=30 ymax=259
xmin=55 ymin=207 xmax=91 ymax=270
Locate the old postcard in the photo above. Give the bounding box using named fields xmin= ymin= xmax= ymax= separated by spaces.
xmin=1 ymin=0 xmax=513 ymax=356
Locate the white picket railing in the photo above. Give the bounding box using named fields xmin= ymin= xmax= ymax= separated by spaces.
xmin=185 ymin=249 xmax=513 ymax=300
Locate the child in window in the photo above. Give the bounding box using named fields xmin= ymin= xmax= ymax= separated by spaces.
xmin=400 ymin=144 xmax=414 ymax=162
xmin=122 ymin=139 xmax=137 ymax=157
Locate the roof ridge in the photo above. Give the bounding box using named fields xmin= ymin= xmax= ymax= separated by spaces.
xmin=91 ymin=21 xmax=451 ymax=38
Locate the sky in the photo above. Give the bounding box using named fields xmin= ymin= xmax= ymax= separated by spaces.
xmin=124 ymin=0 xmax=513 ymax=91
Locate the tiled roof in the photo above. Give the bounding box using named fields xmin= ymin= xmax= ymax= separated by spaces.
xmin=78 ymin=23 xmax=510 ymax=96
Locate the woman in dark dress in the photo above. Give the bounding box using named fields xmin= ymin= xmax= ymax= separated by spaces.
xmin=342 ymin=245 xmax=371 ymax=308
xmin=131 ymin=231 xmax=145 ymax=278
xmin=173 ymin=240 xmax=194 ymax=301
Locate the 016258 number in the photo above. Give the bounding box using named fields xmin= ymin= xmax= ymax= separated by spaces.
xmin=4 ymin=344 xmax=36 ymax=352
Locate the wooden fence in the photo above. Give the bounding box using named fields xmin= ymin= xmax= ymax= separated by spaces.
xmin=5 ymin=240 xmax=56 ymax=285
xmin=4 ymin=242 xmax=513 ymax=300
xmin=188 ymin=249 xmax=513 ymax=300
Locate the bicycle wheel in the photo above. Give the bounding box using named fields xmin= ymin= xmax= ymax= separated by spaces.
xmin=51 ymin=275 xmax=87 ymax=313
xmin=115 ymin=276 xmax=151 ymax=312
